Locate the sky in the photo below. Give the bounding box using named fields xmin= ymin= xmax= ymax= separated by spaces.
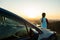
xmin=0 ymin=0 xmax=60 ymax=20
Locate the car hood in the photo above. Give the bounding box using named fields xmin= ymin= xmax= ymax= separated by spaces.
xmin=38 ymin=27 xmax=55 ymax=40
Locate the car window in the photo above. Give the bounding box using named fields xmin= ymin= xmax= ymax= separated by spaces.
xmin=0 ymin=16 xmax=28 ymax=38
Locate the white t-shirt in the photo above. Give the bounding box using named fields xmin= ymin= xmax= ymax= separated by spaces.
xmin=41 ymin=18 xmax=47 ymax=28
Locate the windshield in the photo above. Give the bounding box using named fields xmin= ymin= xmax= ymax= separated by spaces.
xmin=0 ymin=15 xmax=29 ymax=39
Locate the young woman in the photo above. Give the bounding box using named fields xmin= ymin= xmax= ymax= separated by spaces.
xmin=41 ymin=13 xmax=48 ymax=28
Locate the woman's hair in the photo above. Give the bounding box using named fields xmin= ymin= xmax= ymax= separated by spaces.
xmin=42 ymin=12 xmax=46 ymax=17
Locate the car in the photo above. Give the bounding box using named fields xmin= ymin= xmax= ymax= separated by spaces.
xmin=0 ymin=8 xmax=57 ymax=40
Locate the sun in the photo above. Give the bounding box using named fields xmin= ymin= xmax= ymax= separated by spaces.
xmin=25 ymin=13 xmax=37 ymax=18
xmin=24 ymin=11 xmax=37 ymax=18
xmin=23 ymin=8 xmax=38 ymax=18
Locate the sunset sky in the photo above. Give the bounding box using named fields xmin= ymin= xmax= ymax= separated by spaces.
xmin=0 ymin=0 xmax=60 ymax=20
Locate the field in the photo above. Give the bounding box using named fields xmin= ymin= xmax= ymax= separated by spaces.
xmin=48 ymin=20 xmax=60 ymax=40
xmin=48 ymin=20 xmax=60 ymax=34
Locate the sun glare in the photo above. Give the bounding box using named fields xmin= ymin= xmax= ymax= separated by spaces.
xmin=24 ymin=12 xmax=37 ymax=18
xmin=23 ymin=8 xmax=39 ymax=18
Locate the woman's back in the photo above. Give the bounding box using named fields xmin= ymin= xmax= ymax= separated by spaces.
xmin=41 ymin=18 xmax=47 ymax=28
